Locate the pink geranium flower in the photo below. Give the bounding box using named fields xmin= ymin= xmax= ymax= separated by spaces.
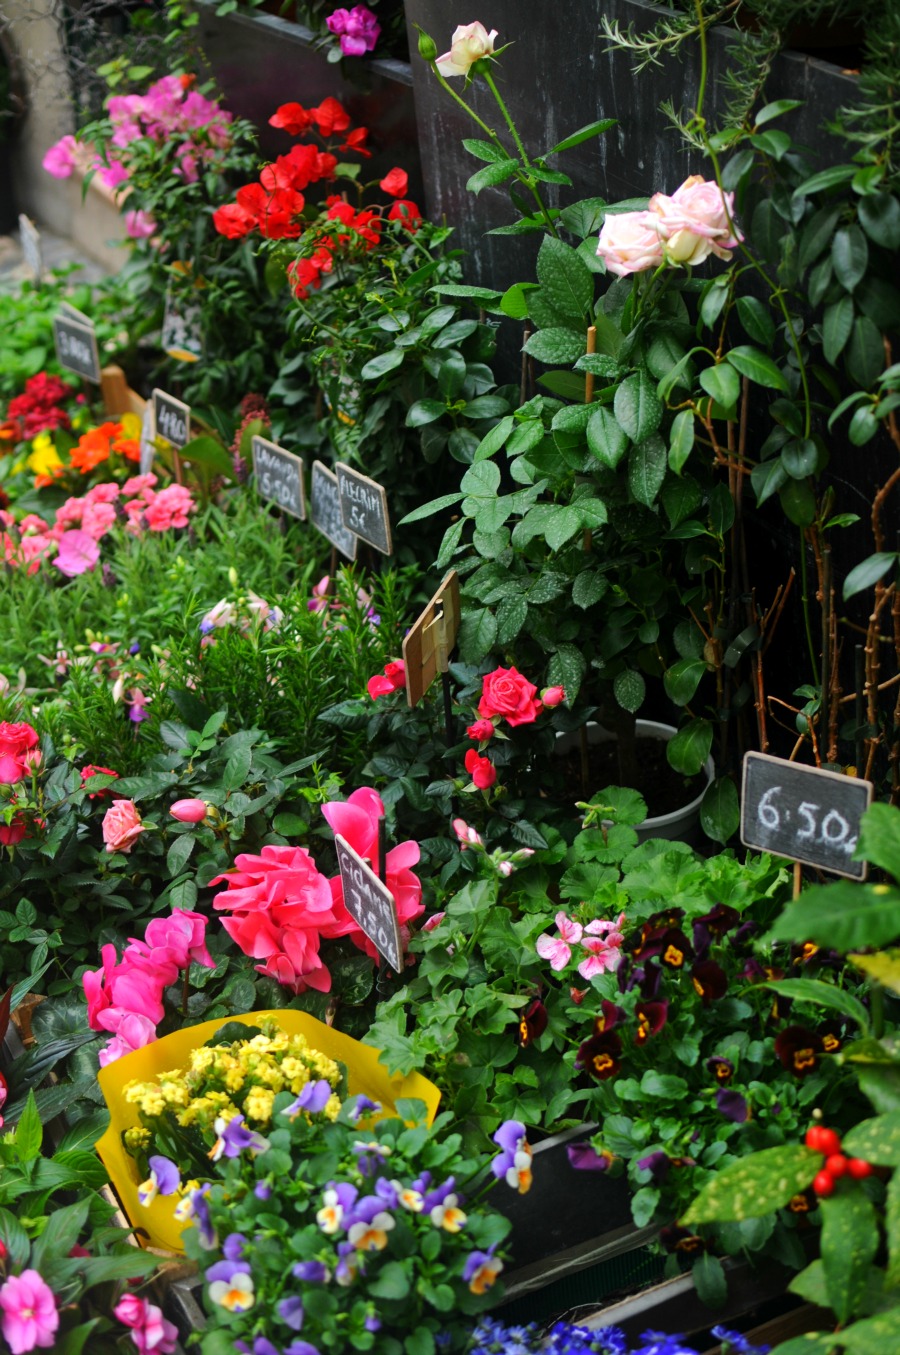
xmin=53 ymin=529 xmax=100 ymax=577
xmin=0 ymin=1269 xmax=59 ymax=1352
xmin=576 ymin=914 xmax=627 ymax=981
xmin=535 ymin=912 xmax=584 ymax=971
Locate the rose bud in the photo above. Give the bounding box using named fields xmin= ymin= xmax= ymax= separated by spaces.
xmin=541 ymin=686 xmax=566 ymax=707
xmin=169 ymin=799 xmax=208 ymax=824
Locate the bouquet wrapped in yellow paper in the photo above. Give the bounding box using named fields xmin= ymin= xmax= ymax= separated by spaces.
xmin=96 ymin=1008 xmax=440 ymax=1252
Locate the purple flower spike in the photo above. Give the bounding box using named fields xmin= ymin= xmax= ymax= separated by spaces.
xmin=277 ymin=1296 xmax=305 ymax=1331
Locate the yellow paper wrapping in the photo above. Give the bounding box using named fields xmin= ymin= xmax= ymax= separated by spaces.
xmin=96 ymin=1008 xmax=440 ymax=1252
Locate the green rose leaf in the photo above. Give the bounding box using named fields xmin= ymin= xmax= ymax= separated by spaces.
xmin=700 ymin=362 xmax=740 ymax=410
xmin=466 ymin=159 xmax=519 ymax=194
xmin=726 ymin=346 xmax=789 ymax=391
xmin=536 ymin=235 xmax=594 ymax=320
xmin=668 ymin=409 xmax=695 ymax=475
xmin=683 ymin=1144 xmax=819 ymax=1222
xmin=832 ymin=224 xmax=869 ymax=292
xmin=614 ymin=370 xmax=663 ymax=443
xmin=664 ymin=656 xmax=706 ymax=706
xmin=823 ymin=295 xmax=854 ymax=364
xmin=614 ymin=669 xmax=645 ymax=713
xmin=628 ymin=434 xmax=667 ymax=507
xmin=843 ymin=552 xmax=897 ymax=600
xmin=858 ymin=191 xmax=900 ymax=250
xmin=523 ymin=328 xmax=587 ymax=365
xmin=587 ymin=406 xmax=629 ymax=468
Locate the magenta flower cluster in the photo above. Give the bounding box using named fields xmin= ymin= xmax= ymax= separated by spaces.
xmin=325 ymin=5 xmax=381 ymax=56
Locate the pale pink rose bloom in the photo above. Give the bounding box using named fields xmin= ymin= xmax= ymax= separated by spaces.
xmin=102 ymin=798 xmax=145 ymax=854
xmin=125 ymin=209 xmax=157 ymax=239
xmin=649 ymin=175 xmax=743 ymax=265
xmin=435 ymin=22 xmax=499 ymax=77
xmin=42 ymin=135 xmax=78 ymax=178
xmin=596 ymin=210 xmax=665 ymax=277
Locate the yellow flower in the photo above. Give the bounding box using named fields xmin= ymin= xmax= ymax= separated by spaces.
xmin=26 ymin=433 xmax=63 ymax=478
xmin=325 ymin=1093 xmax=341 ymax=1122
xmin=124 ymin=1127 xmax=151 ymax=1152
xmin=244 ymin=1087 xmax=275 ymax=1124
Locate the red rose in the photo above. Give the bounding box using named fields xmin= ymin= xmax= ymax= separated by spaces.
xmin=379 ymin=167 xmax=409 ymax=199
xmin=0 ymin=721 xmax=39 ymax=784
xmin=465 ymin=748 xmax=496 ymax=790
xmin=466 ymin=718 xmax=495 ymax=743
xmin=80 ymin=765 xmax=120 ymax=799
xmin=477 ymin=667 xmax=542 ymax=727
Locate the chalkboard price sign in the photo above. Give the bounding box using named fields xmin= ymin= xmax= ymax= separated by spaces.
xmin=152 ymin=389 xmax=191 ymax=449
xmin=335 ymin=462 xmax=392 ymax=555
xmin=334 ymin=833 xmax=402 ymax=972
xmin=310 ymin=460 xmax=357 ymax=560
xmin=251 ymin=436 xmax=306 ymax=519
xmin=53 ymin=310 xmax=101 ymax=383
xmin=741 ymin=752 xmax=873 ymax=881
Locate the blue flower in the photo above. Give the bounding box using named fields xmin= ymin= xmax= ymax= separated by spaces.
xmin=710 ymin=1328 xmax=770 ymax=1355
xmin=634 ymin=1332 xmax=701 ymax=1355
xmin=292 ymin=1260 xmax=330 ymax=1283
xmin=223 ymin=1232 xmax=247 ymax=1262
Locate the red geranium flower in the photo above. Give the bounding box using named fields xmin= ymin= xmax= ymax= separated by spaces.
xmin=313 ymin=97 xmax=351 ymax=136
xmin=387 ymin=199 xmax=422 ymax=232
xmin=379 ymin=167 xmax=409 ymax=198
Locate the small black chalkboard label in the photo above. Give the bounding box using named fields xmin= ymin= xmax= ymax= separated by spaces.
xmin=53 ymin=311 xmax=100 ymax=383
xmin=310 ymin=460 xmax=357 ymax=560
xmin=741 ymin=752 xmax=873 ymax=880
xmin=251 ymin=435 xmax=306 ymax=520
xmin=334 ymin=834 xmax=402 ymax=972
xmin=152 ymin=388 xmax=191 ymax=449
xmin=335 ymin=462 xmax=392 ymax=555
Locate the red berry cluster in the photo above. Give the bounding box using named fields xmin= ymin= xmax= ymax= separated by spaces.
xmin=805 ymin=1125 xmax=872 ymax=1196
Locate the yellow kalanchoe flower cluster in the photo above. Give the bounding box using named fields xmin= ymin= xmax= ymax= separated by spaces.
xmin=123 ymin=1024 xmax=344 ymax=1135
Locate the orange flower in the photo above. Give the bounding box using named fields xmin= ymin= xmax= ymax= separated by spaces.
xmin=70 ymin=422 xmax=126 ymax=474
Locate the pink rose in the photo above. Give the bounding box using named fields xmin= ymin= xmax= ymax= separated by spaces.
xmin=101 ymin=799 xmax=145 ymax=854
xmin=465 ymin=748 xmax=497 ymax=790
xmin=367 ymin=660 xmax=406 ymax=700
xmin=477 ymin=666 xmax=542 ymax=727
xmin=466 ymin=718 xmax=495 ymax=743
xmin=435 ymin=22 xmax=498 ymax=77
xmin=648 ymin=176 xmax=743 ymax=266
xmin=0 ymin=722 xmax=39 ymax=784
xmin=596 ymin=210 xmax=665 ymax=278
xmin=170 ymin=798 xmax=208 ymax=823
xmin=542 ymin=686 xmax=566 ymax=708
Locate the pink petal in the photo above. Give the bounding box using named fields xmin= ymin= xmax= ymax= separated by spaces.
xmin=536 ymin=935 xmax=570 ymax=971
xmin=556 ymin=913 xmax=584 ymax=944
xmin=321 ymin=801 xmax=376 ymax=857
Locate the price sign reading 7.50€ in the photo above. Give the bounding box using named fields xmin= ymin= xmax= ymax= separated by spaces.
xmin=334 ymin=833 xmax=402 ymax=973
xmin=740 ymin=752 xmax=873 ymax=881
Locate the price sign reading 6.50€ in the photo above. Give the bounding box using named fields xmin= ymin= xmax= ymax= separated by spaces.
xmin=741 ymin=752 xmax=873 ymax=881
xmin=334 ymin=834 xmax=402 ymax=972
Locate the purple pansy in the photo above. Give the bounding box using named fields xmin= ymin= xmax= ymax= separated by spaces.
xmin=283 ymin=1079 xmax=334 ymax=1118
xmin=348 ymin=1094 xmax=381 ymax=1121
xmin=716 ymin=1088 xmax=750 ymax=1123
xmin=292 ymin=1261 xmax=330 ymax=1283
xmin=277 ymin=1296 xmax=305 ymax=1331
xmin=567 ymin=1142 xmax=614 ymax=1172
xmin=205 ymin=1258 xmax=251 ymax=1283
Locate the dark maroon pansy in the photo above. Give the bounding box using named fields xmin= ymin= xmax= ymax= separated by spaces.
xmin=575 ymin=1028 xmax=623 ymax=1081
xmin=634 ymin=1000 xmax=668 ymax=1045
xmin=705 ymin=1055 xmax=734 ymax=1083
xmin=716 ymin=1088 xmax=750 ymax=1123
xmin=659 ymin=1223 xmax=706 ymax=1254
xmin=658 ymin=928 xmax=694 ymax=970
xmin=515 ymin=998 xmax=548 ymax=1048
xmin=691 ymin=960 xmax=728 ymax=1003
xmin=775 ymin=1024 xmax=823 ymax=1076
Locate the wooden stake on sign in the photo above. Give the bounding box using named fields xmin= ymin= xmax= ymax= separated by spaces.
xmin=793 ymin=861 xmax=802 ymax=900
xmin=100 ymin=366 xmax=146 ymax=419
xmin=402 ymin=570 xmax=461 ymax=717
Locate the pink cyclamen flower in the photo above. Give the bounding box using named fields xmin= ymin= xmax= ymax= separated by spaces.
xmin=139 ymin=909 xmax=215 ymax=970
xmin=42 ymin=135 xmax=78 ymax=179
xmin=536 ymin=912 xmax=584 ymax=971
xmin=435 ymin=22 xmax=498 ymax=77
xmin=114 ymin=1293 xmax=178 ymax=1354
xmin=101 ymin=799 xmax=145 ymax=854
xmin=170 ymin=798 xmax=208 ymax=823
xmin=98 ymin=1011 xmax=158 ymax=1068
xmin=0 ymin=1269 xmax=59 ymax=1352
xmin=596 ymin=210 xmax=665 ymax=277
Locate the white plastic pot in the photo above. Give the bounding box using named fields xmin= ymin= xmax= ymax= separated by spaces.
xmin=555 ymin=719 xmax=714 ymax=845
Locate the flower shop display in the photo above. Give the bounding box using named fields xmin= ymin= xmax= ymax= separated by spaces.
xmin=1 ymin=4 xmax=899 ymax=1352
